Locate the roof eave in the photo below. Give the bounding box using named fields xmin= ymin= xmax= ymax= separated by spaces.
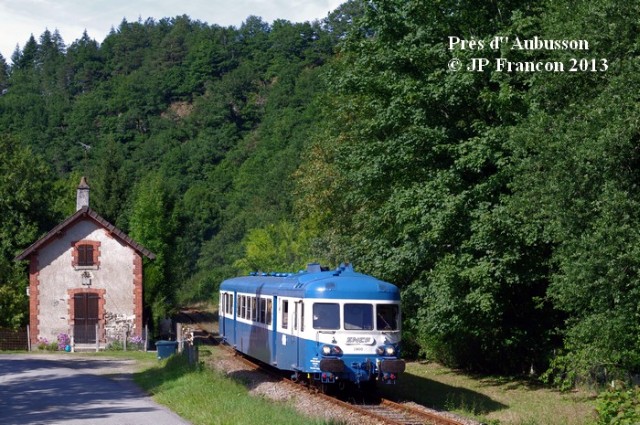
xmin=14 ymin=207 xmax=156 ymax=261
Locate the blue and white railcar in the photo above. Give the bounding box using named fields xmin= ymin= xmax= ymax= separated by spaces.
xmin=219 ymin=263 xmax=405 ymax=387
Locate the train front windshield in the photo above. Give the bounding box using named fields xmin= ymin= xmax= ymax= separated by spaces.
xmin=312 ymin=303 xmax=400 ymax=331
xmin=345 ymin=304 xmax=373 ymax=330
xmin=376 ymin=304 xmax=399 ymax=331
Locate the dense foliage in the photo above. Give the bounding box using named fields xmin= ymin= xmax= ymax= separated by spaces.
xmin=298 ymin=0 xmax=640 ymax=384
xmin=595 ymin=384 xmax=640 ymax=425
xmin=0 ymin=135 xmax=60 ymax=328
xmin=1 ymin=0 xmax=639 ymax=389
xmin=1 ymin=13 xmax=343 ymax=328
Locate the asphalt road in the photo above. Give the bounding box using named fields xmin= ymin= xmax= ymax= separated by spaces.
xmin=0 ymin=354 xmax=191 ymax=425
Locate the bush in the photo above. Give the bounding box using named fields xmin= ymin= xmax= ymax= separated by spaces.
xmin=128 ymin=335 xmax=145 ymax=351
xmin=542 ymin=348 xmax=633 ymax=392
xmin=596 ymin=384 xmax=640 ymax=424
xmin=36 ymin=337 xmax=49 ymax=350
xmin=57 ymin=333 xmax=70 ymax=350
xmin=36 ymin=335 xmax=71 ymax=351
xmin=106 ymin=339 xmax=124 ymax=351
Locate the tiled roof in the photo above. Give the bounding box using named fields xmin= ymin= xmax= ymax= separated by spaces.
xmin=14 ymin=207 xmax=156 ymax=261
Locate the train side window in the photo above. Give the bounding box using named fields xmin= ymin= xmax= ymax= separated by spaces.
xmin=282 ymin=300 xmax=289 ymax=329
xmin=313 ymin=303 xmax=340 ymax=330
xmin=242 ymin=296 xmax=248 ymax=319
xmin=253 ymin=297 xmax=258 ymax=322
xmin=260 ymin=298 xmax=267 ymax=323
xmin=266 ymin=299 xmax=272 ymax=326
xmin=252 ymin=297 xmax=260 ymax=322
xmin=226 ymin=293 xmax=231 ymax=315
xmin=376 ymin=304 xmax=399 ymax=330
xmin=344 ymin=304 xmax=373 ymax=330
xmin=251 ymin=297 xmax=257 ymax=321
xmin=301 ymin=302 xmax=304 ymax=332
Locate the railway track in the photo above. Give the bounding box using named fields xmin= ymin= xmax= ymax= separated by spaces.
xmin=347 ymin=398 xmax=471 ymax=425
xmin=176 ymin=309 xmax=475 ymax=425
xmin=225 ymin=343 xmax=470 ymax=425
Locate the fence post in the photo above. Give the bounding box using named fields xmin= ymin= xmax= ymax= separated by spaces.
xmin=95 ymin=323 xmax=99 ymax=352
xmin=26 ymin=325 xmax=31 ymax=352
xmin=144 ymin=324 xmax=149 ymax=352
xmin=176 ymin=322 xmax=182 ymax=353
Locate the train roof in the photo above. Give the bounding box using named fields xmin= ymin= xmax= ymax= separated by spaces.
xmin=219 ymin=263 xmax=400 ymax=301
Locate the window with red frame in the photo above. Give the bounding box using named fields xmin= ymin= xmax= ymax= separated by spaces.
xmin=77 ymin=244 xmax=94 ymax=266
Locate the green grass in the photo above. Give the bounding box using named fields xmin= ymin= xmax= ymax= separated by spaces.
xmin=81 ymin=349 xmax=157 ymax=361
xmin=379 ymin=362 xmax=598 ymax=425
xmin=131 ymin=348 xmax=597 ymax=425
xmin=4 ymin=344 xmax=600 ymax=424
xmin=133 ymin=347 xmax=337 ymax=425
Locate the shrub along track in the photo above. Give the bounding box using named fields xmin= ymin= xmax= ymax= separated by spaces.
xmin=177 ymin=308 xmax=480 ymax=425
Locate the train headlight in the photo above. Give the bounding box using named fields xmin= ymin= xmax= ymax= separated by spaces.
xmin=377 ymin=345 xmax=396 ymax=357
xmin=321 ymin=345 xmax=342 ymax=356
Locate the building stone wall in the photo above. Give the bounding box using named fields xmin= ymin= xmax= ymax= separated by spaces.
xmin=33 ymin=217 xmax=139 ymax=344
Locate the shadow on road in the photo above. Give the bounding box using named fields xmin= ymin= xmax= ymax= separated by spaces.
xmin=0 ymin=356 xmax=166 ymax=425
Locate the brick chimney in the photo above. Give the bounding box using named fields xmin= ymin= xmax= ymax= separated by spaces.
xmin=76 ymin=176 xmax=90 ymax=210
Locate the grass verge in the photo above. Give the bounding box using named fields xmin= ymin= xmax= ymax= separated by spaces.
xmin=133 ymin=347 xmax=333 ymax=425
xmin=5 ymin=344 xmax=599 ymax=424
xmin=379 ymin=361 xmax=597 ymax=425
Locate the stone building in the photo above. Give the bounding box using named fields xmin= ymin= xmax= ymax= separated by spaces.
xmin=15 ymin=177 xmax=155 ymax=347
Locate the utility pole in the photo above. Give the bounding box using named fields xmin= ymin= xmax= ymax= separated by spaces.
xmin=78 ymin=142 xmax=91 ymax=175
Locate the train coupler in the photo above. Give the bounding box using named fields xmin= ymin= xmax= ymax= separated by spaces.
xmin=314 ymin=372 xmax=336 ymax=383
xmin=380 ymin=372 xmax=398 ymax=384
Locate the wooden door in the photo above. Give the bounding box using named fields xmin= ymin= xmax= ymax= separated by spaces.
xmin=74 ymin=293 xmax=99 ymax=343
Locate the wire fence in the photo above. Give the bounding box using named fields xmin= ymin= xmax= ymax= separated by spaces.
xmin=0 ymin=327 xmax=29 ymax=351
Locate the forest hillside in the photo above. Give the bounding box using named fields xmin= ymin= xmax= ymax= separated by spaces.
xmin=1 ymin=0 xmax=639 ymax=388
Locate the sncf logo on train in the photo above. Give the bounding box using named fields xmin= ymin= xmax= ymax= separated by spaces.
xmin=345 ymin=336 xmax=374 ymax=345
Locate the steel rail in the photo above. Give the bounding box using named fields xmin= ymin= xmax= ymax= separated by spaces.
xmin=178 ymin=309 xmax=470 ymax=425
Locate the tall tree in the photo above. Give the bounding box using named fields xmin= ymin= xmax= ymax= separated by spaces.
xmin=0 ymin=135 xmax=58 ymax=328
xmin=508 ymin=0 xmax=640 ymax=385
xmin=90 ymin=137 xmax=131 ymax=226
xmin=297 ymin=0 xmax=551 ymax=371
xmin=0 ymin=53 xmax=8 ymax=88
xmin=11 ymin=35 xmax=38 ymax=70
xmin=66 ymin=30 xmax=104 ymax=94
xmin=128 ymin=171 xmax=178 ymax=325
